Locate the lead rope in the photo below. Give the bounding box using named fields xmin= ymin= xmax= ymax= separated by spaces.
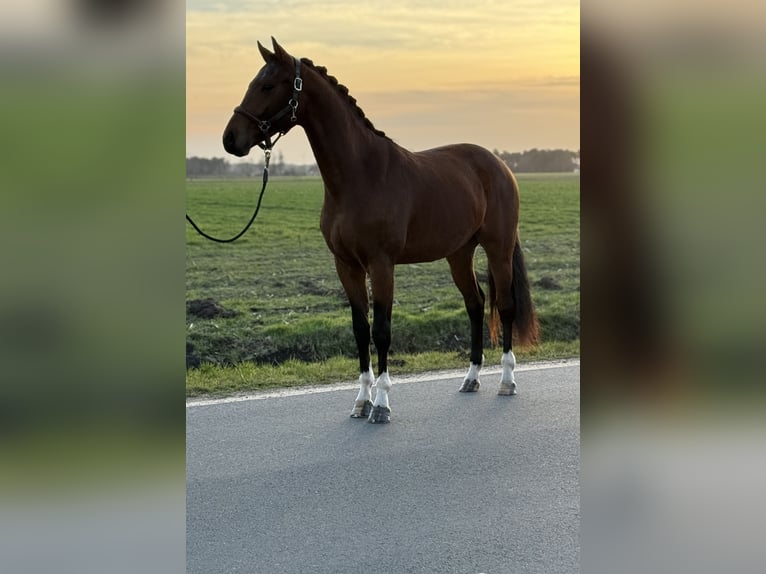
xmin=185 ymin=148 xmax=272 ymax=243
xmin=187 ymin=58 xmax=301 ymax=243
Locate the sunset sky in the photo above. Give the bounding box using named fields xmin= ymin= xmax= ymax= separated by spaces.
xmin=187 ymin=0 xmax=579 ymax=164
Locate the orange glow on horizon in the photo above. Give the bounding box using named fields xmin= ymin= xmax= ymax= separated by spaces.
xmin=187 ymin=1 xmax=579 ymax=161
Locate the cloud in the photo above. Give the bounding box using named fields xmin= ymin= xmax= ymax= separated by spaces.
xmin=187 ymin=0 xmax=579 ymax=161
xmin=187 ymin=0 xmax=579 ymax=53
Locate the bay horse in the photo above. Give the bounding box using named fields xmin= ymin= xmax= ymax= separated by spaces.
xmin=223 ymin=38 xmax=539 ymax=423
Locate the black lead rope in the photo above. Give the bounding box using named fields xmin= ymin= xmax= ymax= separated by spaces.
xmin=186 ymin=149 xmax=272 ymax=243
xmin=187 ymin=58 xmax=302 ymax=243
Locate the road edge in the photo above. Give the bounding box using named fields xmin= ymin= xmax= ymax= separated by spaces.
xmin=186 ymin=358 xmax=580 ymax=409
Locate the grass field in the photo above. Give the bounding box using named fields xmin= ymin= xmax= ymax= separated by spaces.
xmin=186 ymin=173 xmax=579 ymax=396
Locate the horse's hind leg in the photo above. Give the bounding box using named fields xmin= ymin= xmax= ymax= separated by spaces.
xmin=335 ymin=258 xmax=374 ymax=418
xmin=484 ymin=248 xmax=518 ymax=395
xmin=447 ymin=242 xmax=486 ymax=393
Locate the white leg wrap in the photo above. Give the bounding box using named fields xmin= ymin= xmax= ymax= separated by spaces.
xmin=499 ymin=351 xmax=517 ymax=395
xmin=501 ymin=351 xmax=516 ymax=382
xmin=355 ymin=367 xmax=375 ymax=403
xmin=372 ymin=371 xmax=392 ymax=409
xmin=465 ymin=354 xmax=484 ymax=382
xmin=459 ymin=354 xmax=484 ymax=392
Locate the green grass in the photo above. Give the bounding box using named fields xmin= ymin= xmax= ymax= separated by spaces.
xmin=186 ymin=341 xmax=579 ymax=396
xmin=186 ymin=174 xmax=579 ymax=396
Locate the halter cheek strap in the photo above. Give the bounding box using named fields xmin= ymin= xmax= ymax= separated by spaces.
xmin=233 ymin=58 xmax=303 ymax=150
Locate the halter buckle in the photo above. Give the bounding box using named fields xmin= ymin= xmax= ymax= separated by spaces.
xmin=294 ymin=77 xmax=303 ymax=92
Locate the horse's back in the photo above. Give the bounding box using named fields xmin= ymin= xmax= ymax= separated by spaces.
xmin=411 ymin=142 xmax=519 ymax=216
xmin=414 ymin=142 xmax=516 ymax=194
xmin=412 ymin=143 xmax=520 ymax=250
xmin=321 ymin=140 xmax=518 ymax=266
xmin=415 ymin=142 xmax=504 ymax=171
xmin=376 ymin=143 xmax=514 ymax=263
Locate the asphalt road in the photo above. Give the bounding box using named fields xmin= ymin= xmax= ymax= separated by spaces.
xmin=187 ymin=361 xmax=580 ymax=574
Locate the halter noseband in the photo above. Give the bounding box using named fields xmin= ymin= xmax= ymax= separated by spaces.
xmin=233 ymin=57 xmax=303 ymax=151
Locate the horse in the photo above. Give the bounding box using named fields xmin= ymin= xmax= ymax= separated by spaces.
xmin=223 ymin=38 xmax=539 ymax=423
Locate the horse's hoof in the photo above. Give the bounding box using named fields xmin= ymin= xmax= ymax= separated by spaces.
xmin=350 ymin=400 xmax=373 ymax=418
xmin=368 ymin=405 xmax=391 ymax=424
xmin=459 ymin=379 xmax=480 ymax=392
xmin=497 ymin=382 xmax=517 ymax=396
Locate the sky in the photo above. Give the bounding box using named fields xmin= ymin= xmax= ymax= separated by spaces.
xmin=187 ymin=0 xmax=579 ymax=165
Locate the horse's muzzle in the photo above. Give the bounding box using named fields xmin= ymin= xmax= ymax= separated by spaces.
xmin=222 ymin=129 xmax=249 ymax=157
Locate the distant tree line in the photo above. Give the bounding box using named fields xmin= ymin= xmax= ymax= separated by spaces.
xmin=186 ymin=152 xmax=319 ymax=178
xmin=493 ymin=148 xmax=579 ymax=173
xmin=186 ymin=157 xmax=228 ymax=177
xmin=187 ymin=148 xmax=579 ymax=178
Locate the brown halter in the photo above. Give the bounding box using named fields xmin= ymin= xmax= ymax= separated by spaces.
xmin=233 ymin=57 xmax=303 ymax=151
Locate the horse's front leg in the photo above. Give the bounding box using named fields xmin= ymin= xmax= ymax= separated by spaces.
xmin=368 ymin=262 xmax=394 ymax=424
xmin=335 ymin=258 xmax=374 ymax=418
xmin=350 ymin=305 xmax=375 ymax=418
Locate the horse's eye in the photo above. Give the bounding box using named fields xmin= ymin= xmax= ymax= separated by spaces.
xmin=262 ymin=84 xmax=274 ymax=92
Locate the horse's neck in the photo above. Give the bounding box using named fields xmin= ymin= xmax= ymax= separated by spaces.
xmin=300 ymin=74 xmax=388 ymax=189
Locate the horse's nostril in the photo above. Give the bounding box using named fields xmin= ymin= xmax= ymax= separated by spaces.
xmin=223 ymin=130 xmax=235 ymax=147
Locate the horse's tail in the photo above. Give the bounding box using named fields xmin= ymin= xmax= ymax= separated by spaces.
xmin=487 ymin=238 xmax=540 ymax=348
xmin=511 ymin=238 xmax=539 ymax=348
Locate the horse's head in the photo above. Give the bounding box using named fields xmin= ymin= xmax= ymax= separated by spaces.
xmin=222 ymin=37 xmax=302 ymax=157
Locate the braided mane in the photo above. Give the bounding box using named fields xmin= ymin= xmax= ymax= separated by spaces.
xmin=300 ymin=58 xmax=390 ymax=141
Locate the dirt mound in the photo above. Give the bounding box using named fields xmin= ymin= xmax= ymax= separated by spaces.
xmin=534 ymin=276 xmax=562 ymax=290
xmin=186 ymin=298 xmax=240 ymax=319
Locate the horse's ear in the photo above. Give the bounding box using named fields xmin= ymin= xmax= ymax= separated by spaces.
xmin=258 ymin=40 xmax=275 ymax=63
xmin=271 ymin=37 xmax=291 ymax=63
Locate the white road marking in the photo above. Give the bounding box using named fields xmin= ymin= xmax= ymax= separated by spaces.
xmin=186 ymin=358 xmax=579 ymax=408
